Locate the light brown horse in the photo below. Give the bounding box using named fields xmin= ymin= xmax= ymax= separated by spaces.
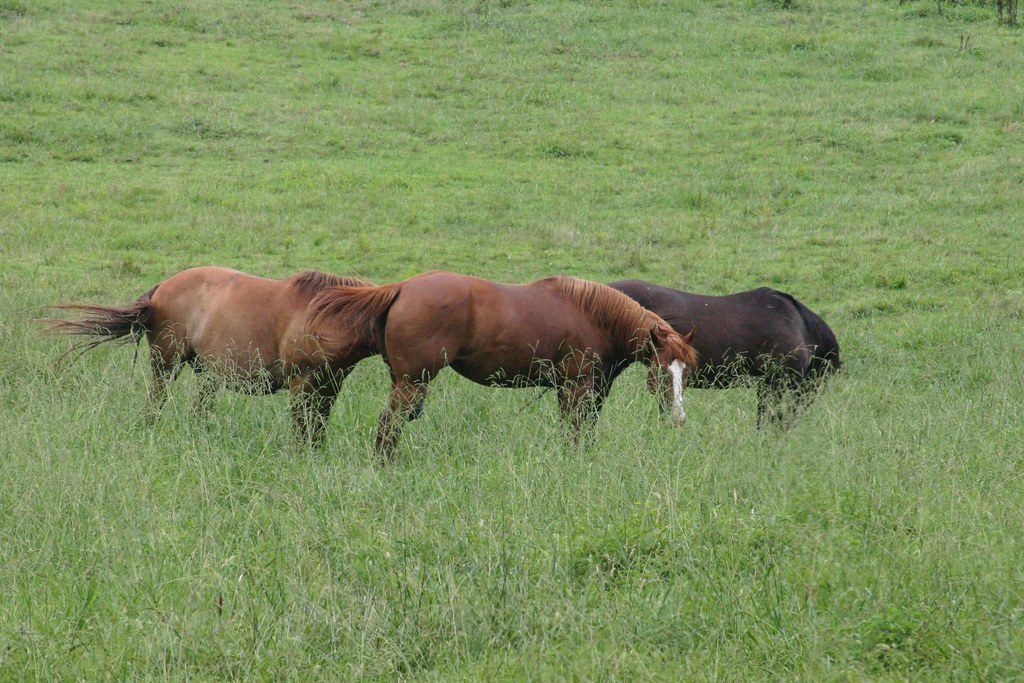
xmin=305 ymin=271 xmax=698 ymax=461
xmin=44 ymin=266 xmax=371 ymax=443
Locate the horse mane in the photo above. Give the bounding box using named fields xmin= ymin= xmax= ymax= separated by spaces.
xmin=545 ymin=276 xmax=698 ymax=365
xmin=287 ymin=270 xmax=372 ymax=296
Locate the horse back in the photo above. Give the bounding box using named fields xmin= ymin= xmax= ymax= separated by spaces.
xmin=384 ymin=272 xmax=615 ymax=385
xmin=388 ymin=271 xmax=594 ymax=348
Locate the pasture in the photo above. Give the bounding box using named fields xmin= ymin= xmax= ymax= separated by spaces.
xmin=1 ymin=0 xmax=1023 ymax=677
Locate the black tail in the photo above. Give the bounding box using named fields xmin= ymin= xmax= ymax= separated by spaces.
xmin=41 ymin=284 xmax=159 ymax=358
xmin=775 ymin=291 xmax=841 ymax=380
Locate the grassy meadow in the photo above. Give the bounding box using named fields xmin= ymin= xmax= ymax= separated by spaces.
xmin=2 ymin=0 xmax=1024 ymax=677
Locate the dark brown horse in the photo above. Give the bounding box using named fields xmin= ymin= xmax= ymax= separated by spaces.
xmin=306 ymin=271 xmax=698 ymax=461
xmin=44 ymin=266 xmax=372 ymax=443
xmin=608 ymin=280 xmax=840 ymax=427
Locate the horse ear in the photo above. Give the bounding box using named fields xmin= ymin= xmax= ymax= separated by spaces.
xmin=683 ymin=327 xmax=696 ymax=344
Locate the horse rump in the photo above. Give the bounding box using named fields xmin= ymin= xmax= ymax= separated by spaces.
xmin=774 ymin=290 xmax=841 ymax=380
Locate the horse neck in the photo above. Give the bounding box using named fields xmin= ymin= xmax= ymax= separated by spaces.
xmin=544 ymin=276 xmax=656 ymax=362
xmin=613 ymin=315 xmax=656 ymax=364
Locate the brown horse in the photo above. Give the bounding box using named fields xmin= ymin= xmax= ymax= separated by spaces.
xmin=305 ymin=271 xmax=698 ymax=461
xmin=608 ymin=279 xmax=841 ymax=427
xmin=44 ymin=266 xmax=371 ymax=443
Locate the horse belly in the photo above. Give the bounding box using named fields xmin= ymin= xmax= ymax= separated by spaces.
xmin=450 ymin=355 xmax=544 ymax=388
xmin=689 ymin=351 xmax=755 ymax=388
xmin=190 ymin=305 xmax=287 ymax=392
xmin=219 ymin=348 xmax=285 ymax=389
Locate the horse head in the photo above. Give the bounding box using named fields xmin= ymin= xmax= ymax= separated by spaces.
xmin=644 ymin=321 xmax=697 ymax=427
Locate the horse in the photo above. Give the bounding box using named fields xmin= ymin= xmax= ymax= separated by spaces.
xmin=608 ymin=280 xmax=840 ymax=427
xmin=304 ymin=271 xmax=698 ymax=461
xmin=43 ymin=266 xmax=372 ymax=444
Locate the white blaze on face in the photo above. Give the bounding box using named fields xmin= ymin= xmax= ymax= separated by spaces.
xmin=669 ymin=359 xmax=686 ymax=426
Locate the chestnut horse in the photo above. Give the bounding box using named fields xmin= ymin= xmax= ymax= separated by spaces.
xmin=44 ymin=266 xmax=371 ymax=443
xmin=608 ymin=279 xmax=840 ymax=427
xmin=305 ymin=271 xmax=698 ymax=461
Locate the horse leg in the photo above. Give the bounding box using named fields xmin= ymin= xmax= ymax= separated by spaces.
xmin=376 ymin=376 xmax=430 ymax=464
xmin=194 ymin=377 xmax=217 ymax=418
xmin=188 ymin=359 xmax=219 ymax=420
xmin=758 ymin=353 xmax=810 ymax=429
xmin=308 ymin=371 xmax=346 ymax=447
xmin=756 ymin=380 xmax=787 ymax=429
xmin=775 ymin=349 xmax=814 ymax=429
xmin=779 ymin=377 xmax=819 ymax=429
xmin=646 ymin=366 xmax=670 ymax=416
xmin=557 ymin=380 xmax=604 ymax=446
xmin=289 ymin=370 xmax=344 ymax=448
xmin=757 ymin=376 xmax=802 ymax=430
xmin=145 ymin=344 xmax=182 ymax=425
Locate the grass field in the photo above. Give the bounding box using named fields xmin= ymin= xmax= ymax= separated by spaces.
xmin=2 ymin=0 xmax=1024 ymax=677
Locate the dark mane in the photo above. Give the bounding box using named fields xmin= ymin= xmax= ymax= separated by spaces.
xmin=287 ymin=270 xmax=372 ymax=296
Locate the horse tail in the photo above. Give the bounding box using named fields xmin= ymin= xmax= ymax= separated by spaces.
xmin=41 ymin=284 xmax=160 ymax=358
xmin=308 ymin=282 xmax=402 ymax=355
xmin=775 ymin=291 xmax=841 ymax=380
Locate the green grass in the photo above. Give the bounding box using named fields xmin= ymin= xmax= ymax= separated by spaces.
xmin=2 ymin=0 xmax=1024 ymax=677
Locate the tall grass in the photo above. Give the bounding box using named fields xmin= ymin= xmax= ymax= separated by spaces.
xmin=1 ymin=293 xmax=1023 ymax=677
